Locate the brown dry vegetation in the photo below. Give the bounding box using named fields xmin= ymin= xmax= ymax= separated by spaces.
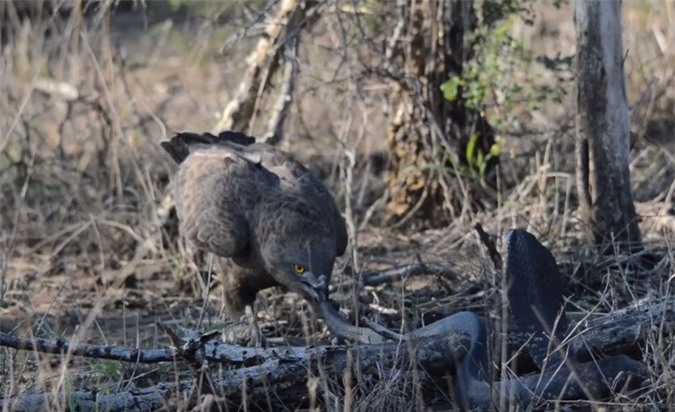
xmin=0 ymin=0 xmax=674 ymax=410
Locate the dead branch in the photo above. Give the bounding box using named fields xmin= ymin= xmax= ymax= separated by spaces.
xmin=474 ymin=223 xmax=503 ymax=270
xmin=0 ymin=320 xmax=470 ymax=366
xmin=1 ymin=384 xmax=182 ymax=412
xmin=214 ymin=0 xmax=315 ymax=139
xmin=1 ymin=361 xmax=434 ymax=412
xmin=263 ymin=13 xmax=300 ymax=145
xmin=333 ymin=262 xmax=463 ymax=290
xmin=1 ymin=295 xmax=667 ymax=410
xmin=503 ymin=295 xmax=675 ymax=362
xmin=361 ymin=262 xmax=464 ymax=286
xmin=214 ymin=0 xmax=295 ymax=132
xmin=460 ymin=355 xmax=647 ymax=410
xmin=0 ymin=331 xmax=177 ymax=363
xmin=0 ymin=332 xmax=470 ymax=411
xmin=568 ymin=296 xmax=675 ymax=361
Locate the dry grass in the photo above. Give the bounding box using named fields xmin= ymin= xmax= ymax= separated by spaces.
xmin=0 ymin=0 xmax=674 ymax=410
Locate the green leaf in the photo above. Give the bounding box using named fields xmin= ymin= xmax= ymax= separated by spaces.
xmin=441 ymin=77 xmax=462 ymax=102
xmin=466 ymin=133 xmax=479 ymax=168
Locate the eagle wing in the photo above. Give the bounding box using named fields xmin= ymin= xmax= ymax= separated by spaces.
xmin=243 ymin=139 xmax=349 ymax=257
xmin=161 ymin=133 xmax=271 ymax=258
xmin=162 ymin=131 xmax=348 ymax=258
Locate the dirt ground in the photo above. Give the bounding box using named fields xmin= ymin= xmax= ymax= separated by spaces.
xmin=1 ymin=0 xmax=674 ymax=410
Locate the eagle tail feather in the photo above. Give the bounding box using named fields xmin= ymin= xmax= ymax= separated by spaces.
xmin=161 ymin=131 xmax=256 ymax=164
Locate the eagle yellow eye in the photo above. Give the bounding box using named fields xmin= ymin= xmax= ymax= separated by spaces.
xmin=293 ymin=265 xmax=306 ymax=274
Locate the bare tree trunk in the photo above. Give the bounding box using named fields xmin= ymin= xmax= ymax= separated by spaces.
xmin=574 ymin=0 xmax=641 ymax=252
xmin=385 ymin=0 xmax=496 ymax=226
xmin=213 ymin=0 xmax=310 ymax=143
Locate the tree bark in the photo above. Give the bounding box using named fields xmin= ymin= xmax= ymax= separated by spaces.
xmin=574 ymin=0 xmax=642 ymax=251
xmin=213 ymin=0 xmax=310 ymax=141
xmin=384 ymin=0 xmax=496 ymax=226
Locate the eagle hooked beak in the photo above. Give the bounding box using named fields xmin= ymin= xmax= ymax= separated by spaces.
xmin=292 ymin=273 xmax=329 ymax=303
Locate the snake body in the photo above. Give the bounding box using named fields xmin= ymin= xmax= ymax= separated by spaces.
xmin=318 ymin=229 xmax=646 ymax=410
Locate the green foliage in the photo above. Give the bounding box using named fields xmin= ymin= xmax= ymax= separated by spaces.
xmin=440 ymin=0 xmax=571 ymax=179
xmin=466 ymin=133 xmax=504 ymax=179
xmin=442 ymin=15 xmax=524 ymax=113
xmin=92 ymin=359 xmax=122 ymax=383
xmin=440 ymin=76 xmax=461 ymax=102
xmin=482 ymin=0 xmax=536 ymax=27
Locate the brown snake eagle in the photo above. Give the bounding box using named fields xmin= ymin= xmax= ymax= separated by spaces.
xmin=161 ymin=131 xmax=348 ymax=320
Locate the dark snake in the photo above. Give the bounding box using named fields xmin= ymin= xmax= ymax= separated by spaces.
xmin=318 ymin=229 xmax=647 ymax=410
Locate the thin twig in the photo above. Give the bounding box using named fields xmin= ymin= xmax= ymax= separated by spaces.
xmin=264 ymin=10 xmax=301 ymax=145
xmin=0 ymin=331 xmax=177 ymax=363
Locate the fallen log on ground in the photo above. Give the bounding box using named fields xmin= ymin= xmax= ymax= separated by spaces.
xmin=0 ymin=328 xmax=469 ymax=412
xmin=2 ymin=227 xmax=671 ymax=410
xmin=505 ymin=295 xmax=675 ymax=363
xmin=569 ymin=296 xmax=675 ymax=360
xmin=458 ymin=355 xmax=647 ymax=410
xmin=0 ymin=295 xmax=667 ymax=411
